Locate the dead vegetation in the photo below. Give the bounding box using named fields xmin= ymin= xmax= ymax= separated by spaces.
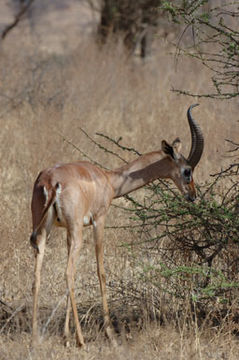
xmin=0 ymin=3 xmax=239 ymax=358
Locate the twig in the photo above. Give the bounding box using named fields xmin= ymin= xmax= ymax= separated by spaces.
xmin=0 ymin=304 xmax=24 ymax=334
xmin=80 ymin=127 xmax=128 ymax=164
xmin=96 ymin=132 xmax=141 ymax=156
xmin=1 ymin=0 xmax=35 ymax=39
xmin=55 ymin=129 xmax=107 ymax=170
xmin=41 ymin=291 xmax=68 ymax=340
xmin=225 ymin=139 xmax=239 ymax=152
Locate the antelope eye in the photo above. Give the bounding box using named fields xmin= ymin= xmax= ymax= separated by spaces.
xmin=184 ymin=168 xmax=191 ymax=177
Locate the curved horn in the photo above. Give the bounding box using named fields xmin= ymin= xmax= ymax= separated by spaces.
xmin=187 ymin=104 xmax=204 ymax=170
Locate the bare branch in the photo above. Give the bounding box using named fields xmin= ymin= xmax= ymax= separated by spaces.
xmin=1 ymin=0 xmax=35 ymax=40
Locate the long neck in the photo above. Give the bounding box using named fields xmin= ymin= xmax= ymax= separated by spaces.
xmin=109 ymin=151 xmax=173 ymax=198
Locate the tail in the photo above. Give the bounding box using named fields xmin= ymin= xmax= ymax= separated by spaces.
xmin=30 ymin=182 xmax=60 ymax=253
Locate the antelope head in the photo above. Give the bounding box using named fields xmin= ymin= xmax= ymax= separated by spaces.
xmin=161 ymin=104 xmax=204 ymax=202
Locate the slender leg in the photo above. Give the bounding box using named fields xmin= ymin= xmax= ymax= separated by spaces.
xmin=32 ymin=229 xmax=46 ymax=346
xmin=93 ymin=216 xmax=115 ymax=343
xmin=66 ymin=225 xmax=85 ymax=347
xmin=64 ymin=295 xmax=71 ymax=345
xmin=64 ymin=235 xmax=72 ymax=343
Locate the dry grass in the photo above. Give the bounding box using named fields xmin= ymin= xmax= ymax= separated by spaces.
xmin=1 ymin=323 xmax=239 ymax=360
xmin=0 ymin=2 xmax=239 ymax=359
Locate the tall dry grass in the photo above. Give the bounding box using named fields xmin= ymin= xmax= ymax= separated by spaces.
xmin=0 ymin=11 xmax=239 ymax=359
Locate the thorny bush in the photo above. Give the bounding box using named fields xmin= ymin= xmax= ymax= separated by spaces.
xmin=98 ymin=132 xmax=239 ymax=328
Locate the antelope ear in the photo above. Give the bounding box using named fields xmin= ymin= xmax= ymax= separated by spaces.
xmin=172 ymin=137 xmax=182 ymax=154
xmin=161 ymin=140 xmax=175 ymax=160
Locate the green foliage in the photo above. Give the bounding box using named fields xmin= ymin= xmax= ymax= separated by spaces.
xmin=161 ymin=2 xmax=179 ymax=22
xmin=161 ymin=0 xmax=239 ymax=99
xmin=123 ymin=168 xmax=239 ymax=320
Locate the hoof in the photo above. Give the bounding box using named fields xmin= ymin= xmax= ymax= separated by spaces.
xmin=63 ymin=337 xmax=71 ymax=348
xmin=106 ymin=327 xmax=117 ymax=347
